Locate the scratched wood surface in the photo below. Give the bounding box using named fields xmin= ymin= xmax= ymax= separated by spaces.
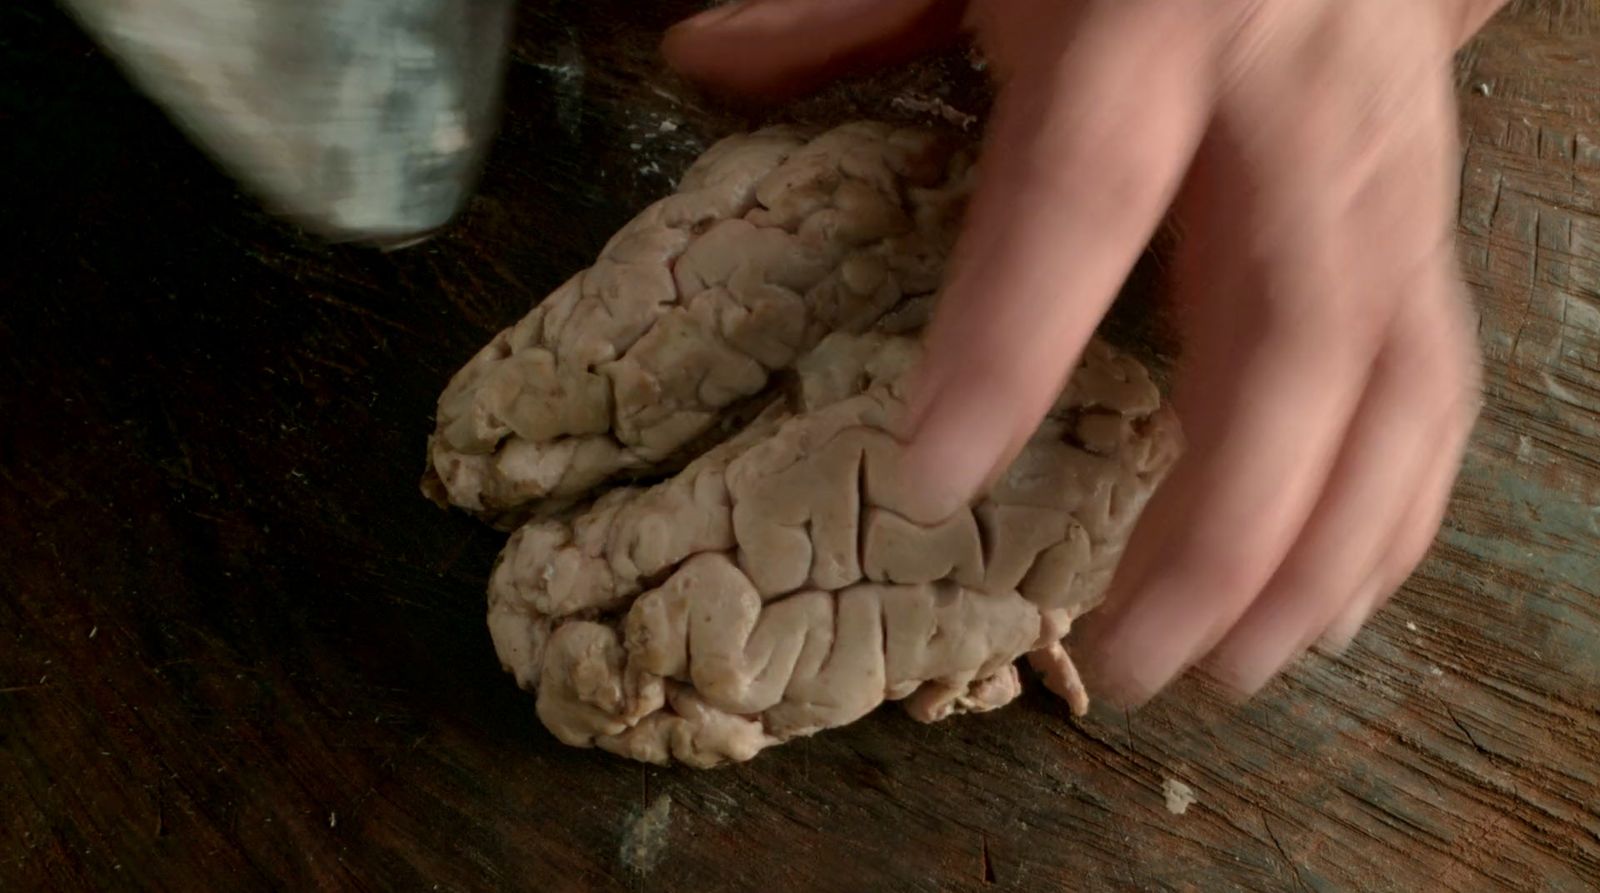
xmin=3 ymin=2 xmax=1597 ymax=890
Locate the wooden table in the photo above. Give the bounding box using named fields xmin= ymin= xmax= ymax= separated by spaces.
xmin=3 ymin=2 xmax=1596 ymax=890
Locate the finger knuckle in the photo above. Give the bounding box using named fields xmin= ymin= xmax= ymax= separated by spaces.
xmin=1262 ymin=289 xmax=1389 ymax=359
xmin=1161 ymin=532 xmax=1280 ymax=605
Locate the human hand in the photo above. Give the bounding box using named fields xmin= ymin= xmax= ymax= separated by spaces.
xmin=662 ymin=0 xmax=1504 ymax=704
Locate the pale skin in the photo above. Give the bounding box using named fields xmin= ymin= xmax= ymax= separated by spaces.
xmin=663 ymin=0 xmax=1508 ymax=705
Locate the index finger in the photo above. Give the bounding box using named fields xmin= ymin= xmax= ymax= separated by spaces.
xmin=662 ymin=0 xmax=966 ymax=99
xmin=896 ymin=0 xmax=1215 ymax=522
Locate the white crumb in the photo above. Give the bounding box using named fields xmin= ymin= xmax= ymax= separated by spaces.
xmin=1162 ymin=778 xmax=1197 ymax=816
xmin=890 ymin=95 xmax=978 ymax=131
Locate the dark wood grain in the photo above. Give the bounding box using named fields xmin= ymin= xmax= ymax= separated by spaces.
xmin=2 ymin=1 xmax=1597 ymax=890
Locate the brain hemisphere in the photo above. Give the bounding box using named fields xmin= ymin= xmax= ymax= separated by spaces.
xmin=425 ymin=121 xmax=1185 ymax=766
xmin=486 ymin=332 xmax=1182 ymax=767
xmin=424 ymin=122 xmax=974 ymax=522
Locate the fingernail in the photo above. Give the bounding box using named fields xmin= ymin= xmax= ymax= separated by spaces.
xmin=1317 ymin=617 xmax=1362 ymax=655
xmin=1206 ymin=628 xmax=1308 ymax=701
xmin=1077 ymin=643 xmax=1160 ymax=710
xmin=1203 ymin=658 xmax=1268 ymax=703
xmin=1077 ymin=576 xmax=1222 ymax=708
xmin=1072 ymin=611 xmax=1170 ymax=709
xmin=1318 ymin=578 xmax=1384 ymax=655
xmin=1205 ymin=644 xmax=1312 ymax=702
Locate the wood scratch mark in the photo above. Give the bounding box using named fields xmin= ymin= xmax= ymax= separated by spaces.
xmin=303 ymin=291 xmax=426 ymax=338
xmin=1489 ymin=170 xmax=1505 ymax=225
xmin=980 ymin=834 xmax=996 ymax=885
xmin=295 ymin=349 xmax=361 ymax=378
xmin=154 ymin=778 xmax=165 ymax=839
xmin=1438 ymin=812 xmax=1511 ymax=890
xmin=347 ymin=733 xmax=429 ymax=821
xmin=1510 ymin=211 xmax=1543 ymax=362
xmin=1559 ymin=291 xmax=1568 ymax=361
xmin=1447 ymin=706 xmax=1492 ymax=757
xmin=1262 ymin=813 xmax=1310 ymax=893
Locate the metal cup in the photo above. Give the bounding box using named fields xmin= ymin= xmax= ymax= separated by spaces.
xmin=61 ymin=0 xmax=517 ymax=244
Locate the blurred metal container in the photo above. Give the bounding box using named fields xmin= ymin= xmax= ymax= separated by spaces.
xmin=60 ymin=0 xmax=517 ymax=244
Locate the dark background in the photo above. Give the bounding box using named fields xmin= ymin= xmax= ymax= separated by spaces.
xmin=4 ymin=2 xmax=1598 ymax=890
